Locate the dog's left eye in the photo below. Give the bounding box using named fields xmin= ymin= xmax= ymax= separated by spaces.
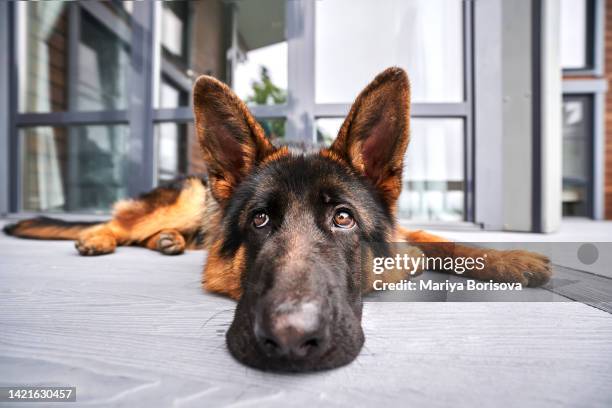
xmin=333 ymin=210 xmax=355 ymax=229
xmin=253 ymin=212 xmax=269 ymax=228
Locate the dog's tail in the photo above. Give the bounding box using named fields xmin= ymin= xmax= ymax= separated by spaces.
xmin=3 ymin=217 xmax=104 ymax=240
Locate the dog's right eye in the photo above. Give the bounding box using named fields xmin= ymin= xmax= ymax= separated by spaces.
xmin=253 ymin=212 xmax=269 ymax=228
xmin=333 ymin=209 xmax=355 ymax=229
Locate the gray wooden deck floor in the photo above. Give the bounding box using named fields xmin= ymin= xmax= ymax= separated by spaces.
xmin=1 ymin=220 xmax=612 ymax=407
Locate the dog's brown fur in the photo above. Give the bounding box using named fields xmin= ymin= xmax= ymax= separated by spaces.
xmin=4 ymin=67 xmax=552 ymax=302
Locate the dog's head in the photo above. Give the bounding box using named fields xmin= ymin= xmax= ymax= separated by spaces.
xmin=194 ymin=67 xmax=410 ymax=371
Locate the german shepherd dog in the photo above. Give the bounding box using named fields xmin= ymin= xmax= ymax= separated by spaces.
xmin=4 ymin=68 xmax=551 ymax=372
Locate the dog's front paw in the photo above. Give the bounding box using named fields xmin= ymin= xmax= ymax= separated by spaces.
xmin=75 ymin=235 xmax=116 ymax=256
xmin=484 ymin=250 xmax=551 ymax=287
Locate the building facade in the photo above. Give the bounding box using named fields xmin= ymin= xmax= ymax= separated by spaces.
xmin=0 ymin=0 xmax=609 ymax=232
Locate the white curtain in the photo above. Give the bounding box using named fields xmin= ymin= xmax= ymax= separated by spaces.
xmin=19 ymin=2 xmax=66 ymax=210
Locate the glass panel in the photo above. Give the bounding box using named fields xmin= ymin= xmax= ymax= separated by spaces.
xmin=560 ymin=0 xmax=589 ymax=70
xmin=258 ymin=118 xmax=286 ymax=142
xmin=154 ymin=118 xmax=283 ymax=184
xmin=101 ymin=1 xmax=134 ymax=23
xmin=18 ymin=2 xmax=70 ymax=112
xmin=562 ymin=96 xmax=592 ymax=216
xmin=315 ymin=118 xmax=465 ymax=221
xmin=155 ymin=1 xmax=196 ymax=108
xmin=161 ymin=1 xmax=190 ymax=69
xmin=315 ymin=0 xmax=463 ymax=103
xmin=20 ymin=125 xmax=129 ymax=213
xmin=18 ymin=2 xmax=131 ymax=112
xmin=316 ymin=118 xmax=344 ymax=146
xmin=400 ymin=119 xmax=464 ymax=221
xmin=159 ymin=0 xmax=287 ymax=107
xmin=77 ymin=9 xmax=130 ymax=110
xmin=156 ymin=123 xmax=188 ymax=184
xmin=159 ymin=79 xmax=188 ymax=109
xmin=231 ymin=0 xmax=287 ymax=105
xmin=234 ymin=43 xmax=288 ymax=106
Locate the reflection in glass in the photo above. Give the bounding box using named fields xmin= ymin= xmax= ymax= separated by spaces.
xmin=21 ymin=126 xmax=129 ymax=213
xmin=400 ymin=119 xmax=464 ymax=221
xmin=231 ymin=0 xmax=287 ymax=105
xmin=77 ymin=11 xmax=130 ymax=110
xmin=315 ymin=118 xmax=464 ymax=221
xmin=18 ymin=2 xmax=131 ymax=112
xmin=316 ymin=118 xmax=344 ymax=147
xmin=242 ymin=66 xmax=287 ymax=106
xmin=161 ymin=1 xmax=189 ymax=62
xmin=154 ymin=117 xmax=282 ymax=185
xmin=258 ymin=119 xmax=286 ymax=142
xmin=159 ymin=79 xmax=188 ymax=109
xmin=18 ymin=2 xmax=69 ymax=112
xmin=156 ymin=123 xmax=188 ymax=183
xmin=315 ymin=0 xmax=463 ymax=103
xmin=156 ymin=1 xmax=197 ymax=109
xmin=155 ymin=0 xmax=287 ymax=107
xmin=562 ymin=96 xmax=592 ymax=216
xmin=234 ymin=43 xmax=288 ymax=105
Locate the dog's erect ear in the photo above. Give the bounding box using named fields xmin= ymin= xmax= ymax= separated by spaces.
xmin=193 ymin=76 xmax=276 ymax=204
xmin=327 ymin=67 xmax=410 ymax=212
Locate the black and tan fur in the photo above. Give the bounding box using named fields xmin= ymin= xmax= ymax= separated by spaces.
xmin=4 ymin=67 xmax=551 ymax=371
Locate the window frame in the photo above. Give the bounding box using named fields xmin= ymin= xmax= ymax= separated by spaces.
xmin=3 ymin=0 xmax=475 ymax=223
xmin=0 ymin=0 xmax=10 ymax=215
xmin=6 ymin=1 xmax=156 ymax=213
xmin=562 ymin=80 xmax=607 ymax=219
xmin=561 ymin=0 xmax=606 ymax=219
xmin=561 ymin=0 xmax=604 ymax=77
xmin=561 ymin=93 xmax=595 ymax=217
xmin=261 ymin=0 xmax=476 ymax=223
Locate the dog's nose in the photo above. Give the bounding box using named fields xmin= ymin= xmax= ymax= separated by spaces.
xmin=255 ymin=300 xmax=329 ymax=359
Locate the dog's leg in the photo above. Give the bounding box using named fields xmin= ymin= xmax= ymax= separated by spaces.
xmin=75 ymin=224 xmax=118 ymax=256
xmin=144 ymin=229 xmax=186 ymax=255
xmin=397 ymin=227 xmax=551 ymax=287
xmin=74 ymin=177 xmax=207 ymax=256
